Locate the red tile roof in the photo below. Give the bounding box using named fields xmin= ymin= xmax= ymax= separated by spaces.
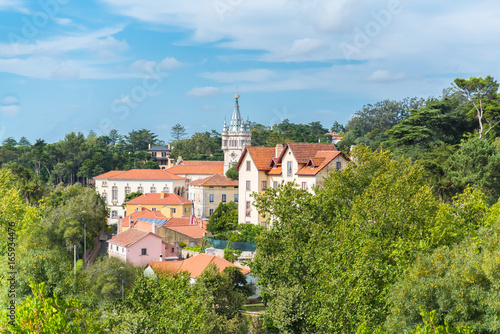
xmin=279 ymin=143 xmax=338 ymax=164
xmin=126 ymin=192 xmax=192 ymax=205
xmin=94 ymin=169 xmax=185 ymax=180
xmin=188 ymin=174 xmax=238 ymax=187
xmin=267 ymin=166 xmax=282 ymax=176
xmin=166 ymin=161 xmax=224 ymax=175
xmin=296 ymin=151 xmax=349 ymax=176
xmin=108 ymin=228 xmax=159 ymax=247
xmin=94 ymin=170 xmax=126 ymax=179
xmin=235 ymin=146 xmax=276 ymax=172
xmin=148 ymin=254 xmax=250 ymax=278
xmin=121 ymin=208 xmax=167 ymax=227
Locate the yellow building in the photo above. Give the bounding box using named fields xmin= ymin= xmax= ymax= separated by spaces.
xmin=187 ymin=174 xmax=239 ymax=219
xmin=125 ymin=192 xmax=193 ymax=218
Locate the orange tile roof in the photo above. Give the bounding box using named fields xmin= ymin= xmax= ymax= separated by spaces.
xmin=166 ymin=161 xmax=224 ymax=175
xmin=148 ymin=254 xmax=250 ymax=278
xmin=188 ymin=174 xmax=238 ymax=187
xmin=108 ymin=228 xmax=158 ymax=247
xmin=267 ymin=166 xmax=282 ymax=176
xmin=94 ymin=169 xmax=185 ymax=180
xmin=164 ymin=217 xmax=208 ymax=229
xmin=94 ymin=170 xmax=126 ymax=179
xmin=126 ymin=192 xmax=192 ymax=205
xmin=280 ymin=143 xmax=338 ymax=164
xmin=235 ymin=146 xmax=276 ymax=171
xmin=296 ymin=151 xmax=349 ymax=176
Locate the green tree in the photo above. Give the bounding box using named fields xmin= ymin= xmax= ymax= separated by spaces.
xmin=453 ymin=75 xmax=500 ymax=139
xmin=171 ymin=123 xmax=187 ymax=142
xmin=226 ymin=164 xmax=239 ymax=180
xmin=445 ymin=136 xmax=500 ymax=203
xmin=386 ymin=215 xmax=500 ymax=333
xmin=126 ymin=129 xmax=158 ymax=152
xmin=0 ymin=280 xmax=103 ymax=333
xmin=122 ymin=191 xmax=143 ymax=208
xmin=207 ymin=201 xmax=238 ymax=234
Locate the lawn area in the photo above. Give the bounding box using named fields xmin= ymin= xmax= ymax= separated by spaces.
xmin=242 ymin=303 xmax=266 ymax=313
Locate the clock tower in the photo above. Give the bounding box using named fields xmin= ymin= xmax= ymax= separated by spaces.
xmin=222 ymin=93 xmax=251 ymax=174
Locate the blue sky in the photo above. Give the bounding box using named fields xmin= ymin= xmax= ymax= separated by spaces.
xmin=1 ymin=0 xmax=500 ymax=143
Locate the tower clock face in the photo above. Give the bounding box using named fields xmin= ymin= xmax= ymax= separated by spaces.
xmin=230 ymin=152 xmax=236 ymax=158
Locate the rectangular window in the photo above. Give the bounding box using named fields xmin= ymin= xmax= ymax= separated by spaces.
xmin=102 ymin=192 xmax=107 ymax=203
xmin=163 ymin=186 xmax=169 ymax=192
xmin=336 ymin=161 xmax=342 ymax=170
xmin=125 ymin=186 xmax=131 ymax=195
xmin=234 ymin=194 xmax=238 ymax=202
xmin=246 ymin=160 xmax=251 ymax=171
xmin=209 ymin=194 xmax=214 ymax=202
xmin=302 ymin=182 xmax=307 ymax=190
xmin=222 ymin=194 xmax=226 ymax=203
xmin=184 ymin=207 xmax=187 ymax=213
xmin=287 ymin=161 xmax=293 ymax=176
xmin=152 ymin=207 xmax=157 ymax=211
xmin=246 ymin=180 xmax=251 ymax=190
xmin=209 ymin=208 xmax=214 ymax=216
xmin=102 ymin=181 xmax=107 ymax=187
xmin=141 ymin=248 xmax=147 ymax=256
xmin=137 ymin=186 xmax=143 ymax=193
xmin=172 ymin=208 xmax=177 ymax=214
xmin=111 ymin=211 xmax=118 ymax=218
xmin=261 ymin=181 xmax=267 ymax=190
xmin=162 ymin=152 xmax=167 ymax=157
xmin=273 ymin=181 xmax=278 ymax=189
xmin=171 ymin=247 xmax=175 ymax=253
xmin=150 ymin=186 xmax=156 ymax=193
xmin=112 ymin=186 xmax=118 ymax=201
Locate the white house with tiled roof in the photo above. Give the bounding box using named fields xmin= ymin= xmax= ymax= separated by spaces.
xmin=94 ymin=169 xmax=187 ymax=225
xmin=166 ymin=160 xmax=224 ymax=182
xmin=187 ymin=174 xmax=239 ymax=219
xmin=235 ymin=143 xmax=349 ymax=226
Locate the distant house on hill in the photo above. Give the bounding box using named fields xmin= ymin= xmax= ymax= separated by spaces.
xmin=166 ymin=160 xmax=224 ymax=182
xmin=236 ymin=143 xmax=349 ymax=225
xmin=145 ymin=254 xmax=259 ymax=299
xmin=94 ymin=169 xmax=187 ymax=225
xmin=124 ymin=191 xmax=193 ymax=218
xmin=188 ymin=174 xmax=239 ymax=219
xmin=147 ymin=145 xmax=175 ymax=169
xmin=108 ymin=227 xmax=178 ymax=267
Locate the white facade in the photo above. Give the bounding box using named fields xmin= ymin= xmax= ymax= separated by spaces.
xmin=237 ymin=144 xmax=349 ymax=226
xmin=95 ymin=175 xmax=187 ymax=225
xmin=222 ymin=93 xmax=252 ymax=174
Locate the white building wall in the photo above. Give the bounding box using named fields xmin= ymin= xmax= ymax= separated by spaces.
xmin=96 ymin=178 xmax=187 ymax=225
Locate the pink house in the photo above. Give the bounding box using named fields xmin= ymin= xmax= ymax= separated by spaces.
xmin=108 ymin=227 xmax=178 ymax=267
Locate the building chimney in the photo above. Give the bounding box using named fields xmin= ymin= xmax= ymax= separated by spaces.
xmin=275 ymin=144 xmax=284 ymax=158
xmin=130 ymin=219 xmax=134 ymax=229
xmin=148 ymin=143 xmax=151 ymax=149
xmin=152 ymin=223 xmax=157 ymax=234
xmin=168 ymin=144 xmax=171 ymax=150
xmin=161 ymin=192 xmax=166 ymax=199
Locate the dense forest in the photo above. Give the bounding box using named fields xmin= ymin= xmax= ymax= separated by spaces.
xmin=1 ymin=76 xmax=500 ymax=332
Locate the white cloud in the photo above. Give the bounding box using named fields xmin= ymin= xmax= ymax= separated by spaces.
xmin=54 ymin=18 xmax=73 ymax=26
xmin=0 ymin=0 xmax=29 ymax=13
xmin=158 ymin=57 xmax=182 ymax=70
xmin=366 ymin=70 xmax=405 ymax=83
xmin=286 ymin=38 xmax=325 ymax=58
xmin=186 ymin=86 xmax=221 ymax=98
xmin=2 ymin=96 xmax=18 ymax=104
xmin=51 ymin=65 xmax=80 ymax=80
xmin=201 ymin=69 xmax=274 ymax=83
xmin=0 ymin=104 xmax=20 ymax=117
